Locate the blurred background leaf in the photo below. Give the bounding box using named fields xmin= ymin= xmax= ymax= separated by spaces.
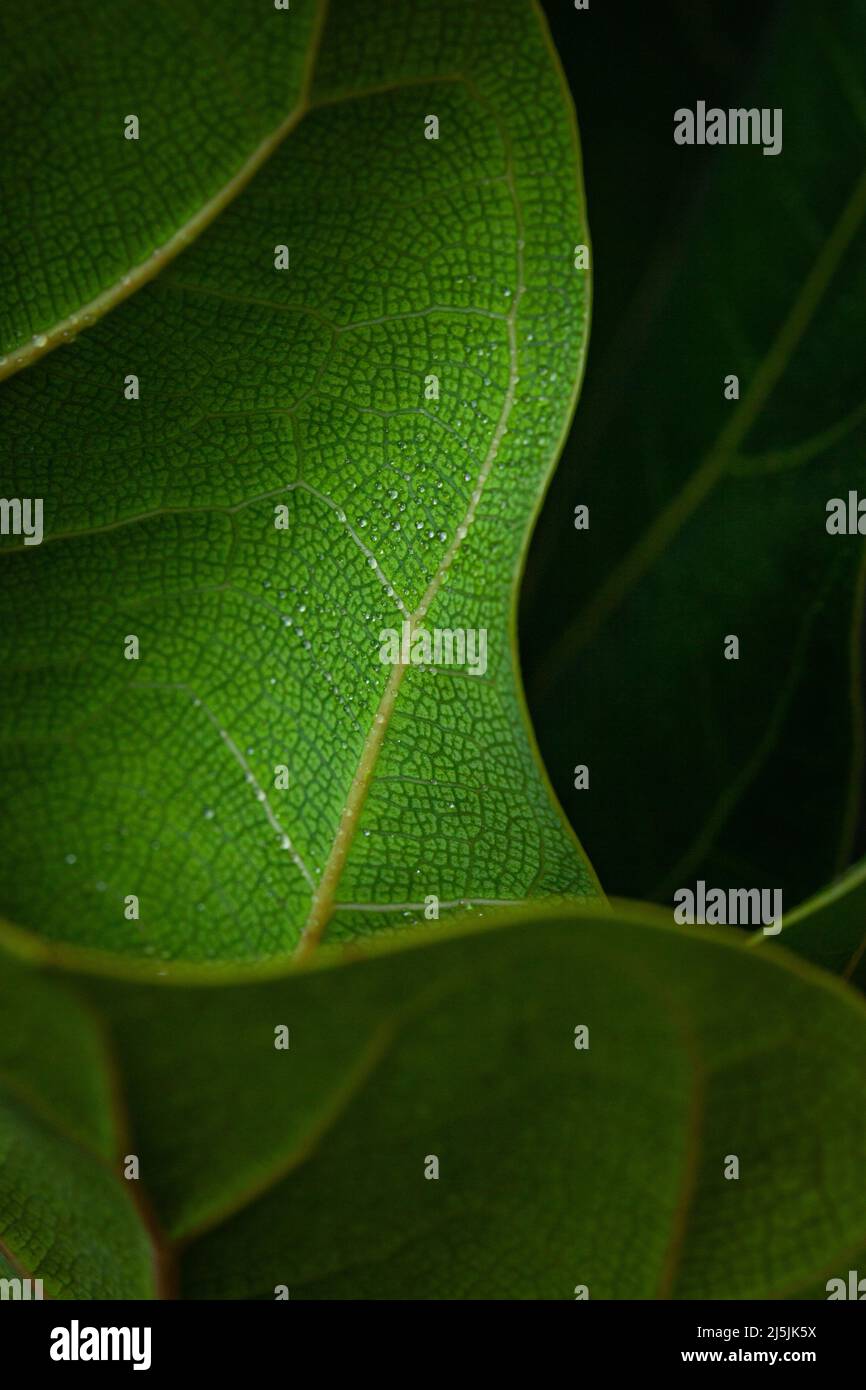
xmin=526 ymin=0 xmax=866 ymax=911
xmin=0 ymin=958 xmax=159 ymax=1298
xmin=756 ymin=853 xmax=866 ymax=989
xmin=57 ymin=902 xmax=866 ymax=1299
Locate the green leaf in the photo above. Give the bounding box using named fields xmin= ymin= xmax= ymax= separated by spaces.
xmin=0 ymin=0 xmax=325 ymax=376
xmin=524 ymin=0 xmax=866 ymax=909
xmin=0 ymin=1250 xmax=22 ymax=1282
xmin=0 ymin=958 xmax=160 ymax=1298
xmin=0 ymin=0 xmax=597 ymax=966
xmin=753 ymin=856 xmax=866 ymax=989
xmin=67 ymin=902 xmax=866 ymax=1299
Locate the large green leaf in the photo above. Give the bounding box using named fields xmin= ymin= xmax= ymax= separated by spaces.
xmin=0 ymin=958 xmax=159 ymax=1298
xmin=0 ymin=0 xmax=597 ymax=966
xmin=41 ymin=902 xmax=866 ymax=1299
xmin=0 ymin=0 xmax=324 ymax=376
xmin=524 ymin=0 xmax=866 ymax=909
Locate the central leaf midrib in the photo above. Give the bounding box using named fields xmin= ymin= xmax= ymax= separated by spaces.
xmin=295 ymin=84 xmax=526 ymax=956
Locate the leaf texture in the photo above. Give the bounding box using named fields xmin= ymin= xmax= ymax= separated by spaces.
xmin=0 ymin=0 xmax=597 ymax=964
xmin=0 ymin=0 xmax=324 ymax=375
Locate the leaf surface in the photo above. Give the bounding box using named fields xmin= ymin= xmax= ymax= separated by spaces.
xmin=0 ymin=0 xmax=325 ymax=375
xmin=0 ymin=0 xmax=597 ymax=965
xmin=524 ymin=0 xmax=866 ymax=909
xmin=0 ymin=958 xmax=159 ymax=1298
xmin=67 ymin=902 xmax=866 ymax=1299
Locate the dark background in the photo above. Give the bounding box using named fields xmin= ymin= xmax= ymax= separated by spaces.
xmin=536 ymin=0 xmax=773 ymax=387
xmin=524 ymin=1 xmax=808 ymax=902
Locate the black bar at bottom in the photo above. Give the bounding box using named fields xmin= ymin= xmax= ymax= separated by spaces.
xmin=1 ymin=1297 xmax=860 ymax=1375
